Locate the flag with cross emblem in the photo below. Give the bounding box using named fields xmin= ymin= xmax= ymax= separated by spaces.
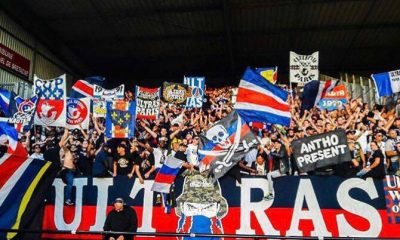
xmin=33 ymin=74 xmax=66 ymax=127
xmin=105 ymin=100 xmax=136 ymax=138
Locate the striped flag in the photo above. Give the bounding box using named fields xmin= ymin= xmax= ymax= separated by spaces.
xmin=152 ymin=156 xmax=184 ymax=193
xmin=0 ymin=126 xmax=58 ymax=239
xmin=234 ymin=67 xmax=291 ymax=126
xmin=0 ymin=88 xmax=14 ymax=117
xmin=0 ymin=122 xmax=19 ymax=153
xmin=301 ymin=79 xmax=337 ymax=111
xmin=70 ymin=76 xmax=105 ymax=98
xmin=71 ymin=80 xmax=93 ymax=98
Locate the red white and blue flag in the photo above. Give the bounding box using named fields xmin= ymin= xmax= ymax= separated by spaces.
xmin=0 ymin=126 xmax=57 ymax=239
xmin=198 ymin=111 xmax=259 ymax=179
xmin=301 ymin=79 xmax=338 ymax=111
xmin=71 ymin=80 xmax=93 ymax=98
xmin=0 ymin=122 xmax=19 ymax=153
xmin=152 ymin=156 xmax=184 ymax=193
xmin=234 ymin=67 xmax=291 ymax=126
xmin=33 ymin=74 xmax=66 ymax=127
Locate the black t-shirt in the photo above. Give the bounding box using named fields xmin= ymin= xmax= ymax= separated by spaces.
xmin=44 ymin=146 xmax=61 ymax=168
xmin=114 ymin=153 xmax=135 ymax=175
xmin=135 ymin=153 xmax=155 ymax=175
xmin=175 ymin=151 xmax=187 ymax=162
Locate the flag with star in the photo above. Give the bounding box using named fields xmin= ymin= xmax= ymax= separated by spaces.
xmin=105 ymin=100 xmax=136 ymax=138
xmin=33 ymin=74 xmax=67 ymax=127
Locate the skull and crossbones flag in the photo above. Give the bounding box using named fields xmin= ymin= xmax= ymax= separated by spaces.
xmin=289 ymin=51 xmax=319 ymax=84
xmin=198 ymin=111 xmax=259 ymax=180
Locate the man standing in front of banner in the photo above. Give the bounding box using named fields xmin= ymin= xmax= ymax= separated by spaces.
xmin=104 ymin=198 xmax=138 ymax=240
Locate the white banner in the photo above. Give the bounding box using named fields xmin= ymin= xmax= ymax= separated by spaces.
xmin=93 ymin=84 xmax=124 ymax=100
xmin=33 ymin=74 xmax=66 ymax=127
xmin=66 ymin=98 xmax=90 ymax=129
xmin=289 ymin=51 xmax=319 ymax=83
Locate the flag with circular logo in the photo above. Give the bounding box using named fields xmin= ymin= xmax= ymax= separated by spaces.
xmin=66 ymin=98 xmax=90 ymax=129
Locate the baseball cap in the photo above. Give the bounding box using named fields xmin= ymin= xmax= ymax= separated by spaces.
xmin=114 ymin=198 xmax=124 ymax=204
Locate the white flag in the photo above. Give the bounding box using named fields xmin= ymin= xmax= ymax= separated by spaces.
xmin=289 ymin=51 xmax=319 ymax=83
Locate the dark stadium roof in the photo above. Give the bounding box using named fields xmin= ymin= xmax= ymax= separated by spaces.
xmin=2 ymin=0 xmax=400 ymax=87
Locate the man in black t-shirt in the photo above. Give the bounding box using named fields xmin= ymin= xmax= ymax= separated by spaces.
xmin=113 ymin=144 xmax=135 ymax=177
xmin=134 ymin=150 xmax=155 ymax=184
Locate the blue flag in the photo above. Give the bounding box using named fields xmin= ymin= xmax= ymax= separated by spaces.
xmin=301 ymin=80 xmax=337 ymax=113
xmin=8 ymin=95 xmax=38 ymax=133
xmin=371 ymin=70 xmax=400 ymax=97
xmin=105 ymin=101 xmax=136 ymax=139
xmin=0 ymin=89 xmax=15 ymax=117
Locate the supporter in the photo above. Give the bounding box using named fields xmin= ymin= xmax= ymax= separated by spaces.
xmin=103 ymin=197 xmax=138 ymax=240
xmin=113 ymin=144 xmax=136 ymax=178
xmin=385 ymin=129 xmax=400 ymax=174
xmin=186 ymin=136 xmax=199 ymax=167
xmin=358 ymin=141 xmax=386 ymax=179
xmin=59 ymin=130 xmax=77 ymax=205
xmin=134 ymin=149 xmax=155 ymax=184
xmin=30 ymin=143 xmax=44 ymax=160
xmin=251 ymin=154 xmax=268 ymax=176
xmin=92 ymin=143 xmax=113 ymax=177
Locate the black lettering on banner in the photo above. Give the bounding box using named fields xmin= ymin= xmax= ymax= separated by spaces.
xmin=291 ymin=129 xmax=351 ymax=172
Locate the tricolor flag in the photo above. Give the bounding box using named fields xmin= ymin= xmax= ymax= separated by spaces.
xmin=152 ymin=156 xmax=184 ymax=193
xmin=0 ymin=124 xmax=58 ymax=239
xmin=371 ymin=69 xmax=400 ymax=97
xmin=234 ymin=67 xmax=291 ymax=126
xmin=0 ymin=121 xmax=19 ymax=153
xmin=0 ymin=88 xmax=14 ymax=117
xmin=70 ymin=76 xmax=105 ymax=98
xmin=301 ymin=79 xmax=337 ymax=112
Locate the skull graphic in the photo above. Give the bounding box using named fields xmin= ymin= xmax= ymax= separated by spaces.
xmin=206 ymin=125 xmax=231 ymax=149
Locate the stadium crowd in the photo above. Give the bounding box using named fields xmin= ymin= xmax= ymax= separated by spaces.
xmin=1 ymin=85 xmax=400 ymax=204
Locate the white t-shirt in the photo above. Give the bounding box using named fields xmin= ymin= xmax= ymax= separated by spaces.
xmin=30 ymin=152 xmax=44 ymax=160
xmin=153 ymin=147 xmax=168 ymax=169
xmin=186 ymin=144 xmax=199 ymax=166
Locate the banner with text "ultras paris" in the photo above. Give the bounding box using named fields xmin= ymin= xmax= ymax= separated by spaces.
xmin=41 ymin=175 xmax=400 ymax=239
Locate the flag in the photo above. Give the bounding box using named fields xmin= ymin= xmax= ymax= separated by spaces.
xmin=234 ymin=67 xmax=291 ymax=126
xmin=290 ymin=51 xmax=319 ymax=83
xmin=0 ymin=121 xmax=18 ymax=153
xmin=33 ymin=74 xmax=66 ymax=127
xmin=255 ymin=66 xmax=278 ymax=84
xmin=105 ymin=100 xmax=136 ymax=138
xmin=135 ymin=86 xmax=160 ymax=120
xmin=301 ymin=79 xmax=337 ymax=112
xmin=8 ymin=95 xmax=38 ymax=133
xmin=371 ymin=70 xmax=400 ymax=97
xmin=70 ymin=80 xmax=93 ymax=98
xmin=198 ymin=111 xmax=259 ymax=180
xmin=317 ymin=84 xmax=348 ymax=111
xmin=0 ymin=88 xmax=14 ymax=117
xmin=184 ymin=76 xmax=205 ymax=108
xmin=66 ymin=98 xmax=90 ymax=129
xmin=0 ymin=143 xmax=58 ymax=239
xmin=151 ymin=156 xmax=184 ymax=193
xmin=93 ymin=84 xmax=125 ymax=100
xmin=70 ymin=76 xmax=105 ymax=99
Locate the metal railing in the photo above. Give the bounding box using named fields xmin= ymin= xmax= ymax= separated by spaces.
xmin=0 ymin=229 xmax=398 ymax=240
